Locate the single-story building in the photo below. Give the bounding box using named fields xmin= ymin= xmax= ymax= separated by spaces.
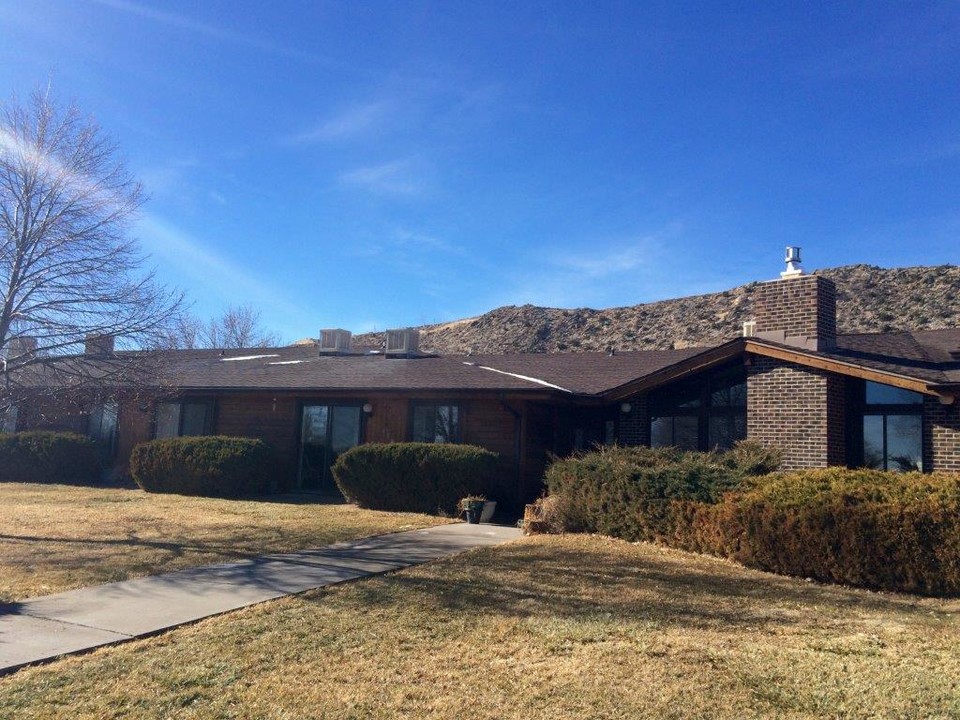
xmin=6 ymin=267 xmax=960 ymax=503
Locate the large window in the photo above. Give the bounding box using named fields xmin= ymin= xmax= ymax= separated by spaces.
xmin=858 ymin=382 xmax=923 ymax=472
xmin=155 ymin=400 xmax=215 ymax=438
xmin=650 ymin=365 xmax=746 ymax=451
xmin=88 ymin=401 xmax=119 ymax=460
xmin=0 ymin=404 xmax=17 ymax=433
xmin=411 ymin=403 xmax=461 ymax=443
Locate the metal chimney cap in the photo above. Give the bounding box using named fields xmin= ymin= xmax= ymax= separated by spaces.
xmin=781 ymin=246 xmax=804 ymax=278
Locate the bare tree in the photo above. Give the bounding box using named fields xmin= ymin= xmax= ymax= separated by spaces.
xmin=204 ymin=304 xmax=280 ymax=349
xmin=159 ymin=312 xmax=204 ymax=350
xmin=0 ymin=86 xmax=182 ymax=412
xmin=162 ymin=304 xmax=280 ymax=349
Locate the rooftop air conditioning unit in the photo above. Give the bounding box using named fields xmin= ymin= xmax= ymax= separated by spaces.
xmin=742 ymin=320 xmax=757 ymax=338
xmin=318 ymin=329 xmax=352 ymax=355
xmin=385 ymin=328 xmax=420 ymax=357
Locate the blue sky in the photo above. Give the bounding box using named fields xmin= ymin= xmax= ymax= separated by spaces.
xmin=1 ymin=1 xmax=957 ymax=341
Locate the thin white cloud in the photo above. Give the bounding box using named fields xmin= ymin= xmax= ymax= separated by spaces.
xmin=554 ymin=244 xmax=654 ymax=279
xmin=138 ymin=157 xmax=199 ymax=198
xmin=391 ymin=227 xmax=461 ymax=254
xmin=0 ymin=127 xmax=131 ymax=212
xmin=340 ymin=160 xmax=423 ymax=196
xmin=495 ymin=229 xmax=679 ymax=308
xmin=287 ymin=102 xmax=391 ymax=145
xmin=90 ymin=0 xmax=342 ymax=68
xmin=136 ymin=213 xmax=304 ymax=320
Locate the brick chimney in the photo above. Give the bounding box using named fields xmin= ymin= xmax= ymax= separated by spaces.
xmin=6 ymin=336 xmax=37 ymax=359
xmin=84 ymin=334 xmax=115 ymax=355
xmin=749 ymin=248 xmax=836 ymax=351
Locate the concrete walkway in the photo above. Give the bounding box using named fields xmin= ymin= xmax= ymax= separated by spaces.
xmin=0 ymin=522 xmax=521 ymax=675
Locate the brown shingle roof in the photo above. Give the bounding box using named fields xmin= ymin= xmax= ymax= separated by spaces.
xmin=17 ymin=328 xmax=960 ymax=396
xmin=827 ymin=329 xmax=960 ymax=385
xmin=462 ymin=347 xmax=711 ymax=395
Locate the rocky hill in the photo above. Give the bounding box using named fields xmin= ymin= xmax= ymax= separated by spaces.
xmin=353 ymin=265 xmax=960 ymax=355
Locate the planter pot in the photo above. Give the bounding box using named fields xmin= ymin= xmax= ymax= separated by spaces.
xmin=463 ymin=500 xmax=484 ymax=524
xmin=480 ymin=500 xmax=497 ymax=523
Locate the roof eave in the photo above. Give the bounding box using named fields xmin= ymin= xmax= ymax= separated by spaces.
xmin=602 ymin=338 xmax=747 ymax=402
xmin=743 ymin=339 xmax=949 ymax=397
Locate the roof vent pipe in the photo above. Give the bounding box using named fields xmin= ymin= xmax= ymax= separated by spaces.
xmin=781 ymin=246 xmax=803 ymax=278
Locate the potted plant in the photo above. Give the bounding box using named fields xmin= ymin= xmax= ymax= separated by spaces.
xmin=479 ymin=499 xmax=497 ymax=523
xmin=459 ymin=495 xmax=486 ymax=524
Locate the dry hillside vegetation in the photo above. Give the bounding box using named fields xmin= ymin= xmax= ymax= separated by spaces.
xmin=355 ymin=264 xmax=960 ymax=354
xmin=1 ymin=534 xmax=957 ymax=719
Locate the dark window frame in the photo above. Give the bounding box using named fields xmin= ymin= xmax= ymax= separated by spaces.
xmin=295 ymin=400 xmax=366 ymax=493
xmin=87 ymin=400 xmax=120 ymax=460
xmin=409 ymin=401 xmax=464 ymax=444
xmin=153 ymin=398 xmax=217 ymax=439
xmin=649 ymin=364 xmax=747 ymax=452
xmin=846 ymin=380 xmax=924 ymax=472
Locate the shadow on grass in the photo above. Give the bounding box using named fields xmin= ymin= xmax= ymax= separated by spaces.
xmin=0 ymin=533 xmax=265 ymax=560
xmin=334 ymin=540 xmax=943 ymax=633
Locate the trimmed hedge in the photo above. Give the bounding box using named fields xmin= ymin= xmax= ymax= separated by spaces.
xmin=332 ymin=442 xmax=499 ymax=515
xmin=130 ymin=436 xmax=275 ymax=497
xmin=543 ymin=444 xmax=960 ymax=595
xmin=543 ymin=443 xmax=765 ymax=542
xmin=686 ymin=469 xmax=960 ymax=596
xmin=0 ymin=431 xmax=101 ymax=484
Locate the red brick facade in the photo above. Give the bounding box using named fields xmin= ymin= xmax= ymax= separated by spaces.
xmin=746 ymin=356 xmax=845 ymax=470
xmin=617 ymin=395 xmax=650 ymax=447
xmin=753 ymin=274 xmax=837 ymax=350
xmin=924 ymin=396 xmax=960 ymax=472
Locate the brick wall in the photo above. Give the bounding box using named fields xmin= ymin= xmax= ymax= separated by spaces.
xmin=747 ymin=356 xmax=845 ymax=469
xmin=923 ymin=396 xmax=960 ymax=472
xmin=618 ymin=394 xmax=649 ymax=446
xmin=753 ymin=274 xmax=836 ymax=349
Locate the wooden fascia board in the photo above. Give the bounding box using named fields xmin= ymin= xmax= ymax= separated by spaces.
xmin=602 ymin=339 xmax=746 ymax=402
xmin=743 ymin=341 xmax=943 ymax=396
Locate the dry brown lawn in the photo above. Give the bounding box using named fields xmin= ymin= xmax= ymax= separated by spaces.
xmin=2 ymin=534 xmax=958 ymax=719
xmin=0 ymin=483 xmax=447 ymax=601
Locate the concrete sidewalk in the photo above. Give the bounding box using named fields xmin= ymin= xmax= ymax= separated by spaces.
xmin=0 ymin=522 xmax=521 ymax=675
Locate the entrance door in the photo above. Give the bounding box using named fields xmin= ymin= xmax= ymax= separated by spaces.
xmin=298 ymin=405 xmax=362 ymax=493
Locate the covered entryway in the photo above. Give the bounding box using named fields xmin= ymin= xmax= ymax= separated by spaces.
xmin=298 ymin=404 xmax=362 ymax=493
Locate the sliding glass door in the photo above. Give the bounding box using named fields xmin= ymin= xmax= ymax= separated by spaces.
xmin=298 ymin=404 xmax=362 ymax=493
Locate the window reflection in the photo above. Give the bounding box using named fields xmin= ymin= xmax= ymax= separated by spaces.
xmin=412 ymin=404 xmax=461 ymax=444
xmin=859 ymin=382 xmax=923 ymax=472
xmin=649 ymin=365 xmax=747 ymax=451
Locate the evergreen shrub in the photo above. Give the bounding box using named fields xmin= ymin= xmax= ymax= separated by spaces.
xmin=332 ymin=442 xmax=499 ymax=515
xmin=0 ymin=431 xmax=101 ymax=484
xmin=130 ymin=436 xmax=275 ymax=497
xmin=544 ymin=442 xmax=960 ymax=595
xmin=689 ymin=468 xmax=960 ymax=595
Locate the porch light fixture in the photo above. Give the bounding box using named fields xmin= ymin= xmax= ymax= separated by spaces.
xmin=620 ymin=402 xmax=632 ymax=414
xmin=362 ymin=403 xmax=374 ymax=414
